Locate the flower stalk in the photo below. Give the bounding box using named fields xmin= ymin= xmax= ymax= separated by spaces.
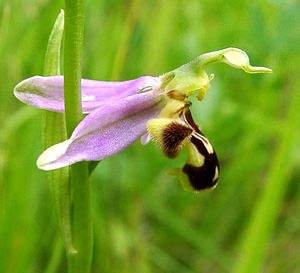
xmin=64 ymin=0 xmax=85 ymax=135
xmin=64 ymin=0 xmax=93 ymax=272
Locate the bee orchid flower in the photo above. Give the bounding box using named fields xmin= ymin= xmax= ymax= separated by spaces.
xmin=14 ymin=48 xmax=271 ymax=191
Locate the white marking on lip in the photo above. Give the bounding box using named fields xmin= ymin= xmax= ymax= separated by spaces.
xmin=193 ymin=132 xmax=214 ymax=154
xmin=213 ymin=166 xmax=219 ymax=182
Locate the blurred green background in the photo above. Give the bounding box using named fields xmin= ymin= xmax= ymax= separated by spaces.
xmin=1 ymin=0 xmax=300 ymax=272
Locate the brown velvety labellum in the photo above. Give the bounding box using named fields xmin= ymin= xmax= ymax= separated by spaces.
xmin=162 ymin=122 xmax=192 ymax=158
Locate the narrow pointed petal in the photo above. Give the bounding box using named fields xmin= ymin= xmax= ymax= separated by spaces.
xmin=14 ymin=75 xmax=161 ymax=113
xmin=37 ymin=91 xmax=162 ymax=170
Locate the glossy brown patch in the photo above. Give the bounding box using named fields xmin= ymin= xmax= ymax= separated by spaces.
xmin=182 ymin=110 xmax=220 ymax=191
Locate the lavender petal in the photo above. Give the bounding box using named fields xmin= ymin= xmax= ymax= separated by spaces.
xmin=14 ymin=75 xmax=161 ymax=113
xmin=37 ymin=91 xmax=162 ymax=170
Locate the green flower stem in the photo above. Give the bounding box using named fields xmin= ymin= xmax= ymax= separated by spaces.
xmin=64 ymin=0 xmax=85 ymax=136
xmin=232 ymin=83 xmax=300 ymax=273
xmin=43 ymin=10 xmax=75 ymax=255
xmin=68 ymin=162 xmax=92 ymax=273
xmin=64 ymin=0 xmax=93 ymax=272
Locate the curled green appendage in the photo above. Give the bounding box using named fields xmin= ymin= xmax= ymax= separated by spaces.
xmin=187 ymin=47 xmax=272 ymax=73
xmin=160 ymin=47 xmax=272 ymax=101
xmin=220 ymin=48 xmax=272 ymax=73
